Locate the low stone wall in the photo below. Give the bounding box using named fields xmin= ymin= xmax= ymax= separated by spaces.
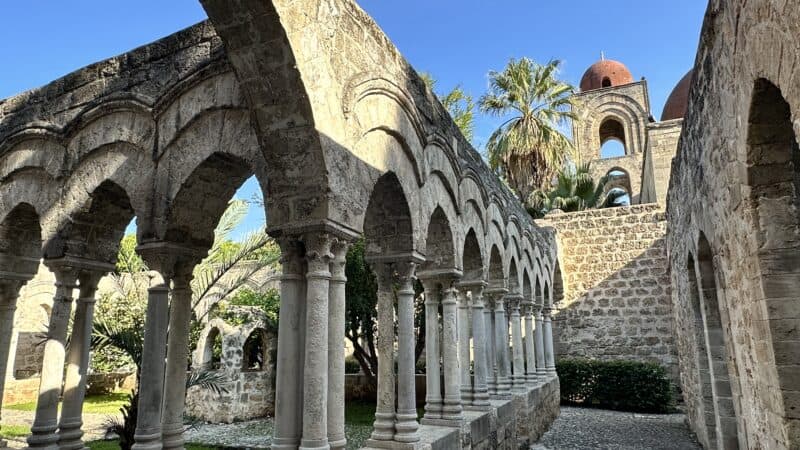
xmin=2 ymin=377 xmax=39 ymax=405
xmin=540 ymin=204 xmax=679 ymax=386
xmin=345 ymin=373 xmax=426 ymax=403
xmin=2 ymin=372 xmax=136 ymax=405
xmin=361 ymin=376 xmax=559 ymax=450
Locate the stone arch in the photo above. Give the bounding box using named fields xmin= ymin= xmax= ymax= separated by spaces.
xmin=576 ymin=95 xmax=648 ymax=159
xmin=462 ymin=228 xmax=483 ymax=282
xmin=65 ymin=107 xmax=155 ymax=168
xmin=242 ymin=328 xmax=269 ymax=372
xmin=199 ymin=324 xmax=225 ymax=370
xmin=363 ymin=172 xmax=416 ymax=259
xmin=604 ymin=167 xmax=633 ymax=199
xmin=0 ymin=202 xmax=43 ymax=278
xmin=508 ymin=258 xmax=520 ymax=295
xmin=523 ymin=268 xmax=533 ymax=302
xmin=488 ymin=245 xmax=504 ymax=290
xmin=0 ymin=136 xmax=65 ymax=181
xmin=421 ymin=206 xmax=456 ymax=272
xmin=599 ymin=116 xmax=627 ymax=158
xmin=552 ymin=261 xmax=564 ymax=305
xmin=696 ymin=232 xmax=739 ymax=449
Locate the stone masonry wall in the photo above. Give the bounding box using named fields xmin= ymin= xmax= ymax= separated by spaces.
xmin=640 ymin=120 xmax=682 ymax=204
xmin=540 ymin=204 xmax=678 ymax=384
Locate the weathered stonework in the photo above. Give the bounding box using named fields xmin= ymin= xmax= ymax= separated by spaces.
xmin=540 ymin=205 xmax=678 ymax=384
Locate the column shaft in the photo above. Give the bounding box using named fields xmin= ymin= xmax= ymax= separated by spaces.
xmin=423 ymin=284 xmax=441 ymax=420
xmin=272 ymin=240 xmax=306 ymax=449
xmin=544 ymin=309 xmax=556 ymax=375
xmin=132 ymin=281 xmax=171 ymax=450
xmin=534 ymin=310 xmax=547 ymax=379
xmin=370 ymin=265 xmax=396 ymax=441
xmin=493 ymin=297 xmax=511 ymax=397
xmin=394 ymin=264 xmax=419 ymax=442
xmin=470 ymin=286 xmax=490 ymax=409
xmin=162 ymin=277 xmax=194 ymax=450
xmin=456 ymin=288 xmax=472 ymax=406
xmin=484 ymin=305 xmax=496 ymax=397
xmin=440 ymin=287 xmax=462 ymax=421
xmin=510 ymin=301 xmax=526 ymax=392
xmin=28 ymin=268 xmax=78 ymax=449
xmin=59 ymin=273 xmax=101 ymax=450
xmin=523 ymin=305 xmax=537 ymax=386
xmin=327 ymin=243 xmax=348 ymax=450
xmin=0 ymin=282 xmax=23 ymax=447
xmin=299 ymin=235 xmax=333 ymax=450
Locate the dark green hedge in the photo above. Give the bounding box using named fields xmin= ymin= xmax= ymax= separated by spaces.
xmin=557 ymin=358 xmax=674 ymax=413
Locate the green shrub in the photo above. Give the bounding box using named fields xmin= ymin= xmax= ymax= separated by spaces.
xmin=556 ymin=358 xmax=674 ymax=413
xmin=345 ymin=356 xmax=361 ymax=374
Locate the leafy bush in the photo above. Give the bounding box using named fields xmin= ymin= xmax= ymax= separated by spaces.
xmin=344 ymin=356 xmax=361 ymax=374
xmin=557 ymin=358 xmax=674 ymax=413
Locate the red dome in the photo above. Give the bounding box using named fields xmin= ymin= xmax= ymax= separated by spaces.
xmin=579 ymin=59 xmax=634 ymax=91
xmin=661 ymin=69 xmax=694 ymax=121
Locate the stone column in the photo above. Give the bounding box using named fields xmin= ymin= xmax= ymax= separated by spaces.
xmin=534 ymin=307 xmax=547 ymax=380
xmin=543 ymin=307 xmax=556 ymax=375
xmin=523 ymin=301 xmax=537 ymax=386
xmin=421 ymin=280 xmax=442 ymax=421
xmin=0 ymin=279 xmax=25 ymax=447
xmin=59 ymin=271 xmax=104 ymax=450
xmin=484 ymin=296 xmax=496 ymax=397
xmin=327 ymin=240 xmax=349 ymax=450
xmin=162 ymin=272 xmax=195 ymax=450
xmin=493 ymin=292 xmax=511 ymax=398
xmin=28 ymin=264 xmax=79 ymax=450
xmin=455 ymin=284 xmax=472 ymax=407
xmin=468 ymin=283 xmax=490 ymax=410
xmin=300 ymin=233 xmax=333 ymax=450
xmin=272 ymin=238 xmax=306 ymax=450
xmin=132 ymin=277 xmax=171 ymax=450
xmin=509 ymin=297 xmax=526 ymax=393
xmin=394 ymin=261 xmax=420 ymax=443
xmin=369 ymin=262 xmax=396 ymax=442
xmin=440 ymin=284 xmax=463 ymax=422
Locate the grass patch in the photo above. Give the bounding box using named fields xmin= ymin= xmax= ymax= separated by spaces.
xmin=0 ymin=424 xmax=31 ymax=439
xmin=6 ymin=392 xmax=128 ymax=415
xmin=344 ymin=401 xmax=423 ymax=426
xmin=87 ymin=440 xmax=217 ymax=450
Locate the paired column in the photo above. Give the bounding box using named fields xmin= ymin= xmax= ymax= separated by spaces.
xmin=467 ymin=283 xmax=490 ymax=410
xmin=484 ymin=296 xmax=497 ymax=397
xmin=58 ymin=271 xmax=104 ymax=450
xmin=440 ymin=285 xmax=462 ymax=421
xmin=543 ymin=307 xmax=556 ymax=375
xmin=508 ymin=296 xmax=526 ymax=393
xmin=327 ymin=241 xmax=350 ymax=450
xmin=28 ymin=264 xmax=79 ymax=449
xmin=455 ymin=285 xmax=472 ymax=407
xmin=421 ymin=280 xmax=442 ymax=421
xmin=272 ymin=238 xmax=306 ymax=449
xmin=162 ymin=273 xmax=195 ymax=450
xmin=0 ymin=279 xmax=25 ymax=447
xmin=523 ymin=301 xmax=537 ymax=386
xmin=534 ymin=307 xmax=547 ymax=380
xmin=368 ymin=259 xmax=421 ymax=444
xmin=491 ymin=290 xmax=511 ymax=398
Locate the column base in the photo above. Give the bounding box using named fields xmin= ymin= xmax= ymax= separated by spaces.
xmin=131 ymin=429 xmax=163 ymax=450
xmin=271 ymin=437 xmax=302 ymax=449
xmin=370 ymin=412 xmax=396 ymax=441
xmin=162 ymin=422 xmax=186 ymax=450
xmin=57 ymin=419 xmax=86 ymax=450
xmin=423 ymin=402 xmax=442 ymax=420
xmin=27 ymin=423 xmax=59 ymax=450
xmin=329 ymin=436 xmax=347 ymax=450
xmin=299 ymin=439 xmax=330 ymax=450
xmin=394 ymin=411 xmax=419 ymax=443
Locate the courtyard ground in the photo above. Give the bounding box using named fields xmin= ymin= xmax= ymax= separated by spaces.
xmin=533 ymin=406 xmax=702 ymax=450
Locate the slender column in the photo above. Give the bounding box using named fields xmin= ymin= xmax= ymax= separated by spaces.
xmin=132 ymin=277 xmax=171 ymax=450
xmin=162 ymin=273 xmax=195 ymax=450
xmin=543 ymin=307 xmax=556 ymax=375
xmin=370 ymin=263 xmax=397 ymax=441
xmin=0 ymin=280 xmax=24 ymax=447
xmin=422 ymin=280 xmax=442 ymax=420
xmin=469 ymin=284 xmax=490 ymax=409
xmin=440 ymin=285 xmax=463 ymax=421
xmin=28 ymin=265 xmax=79 ymax=450
xmin=327 ymin=240 xmax=349 ymax=450
xmin=509 ymin=297 xmax=526 ymax=393
xmin=272 ymin=238 xmax=306 ymax=450
xmin=394 ymin=262 xmax=420 ymax=442
xmin=59 ymin=271 xmax=103 ymax=450
xmin=484 ymin=297 xmax=496 ymax=397
xmin=534 ymin=307 xmax=547 ymax=379
xmin=456 ymin=285 xmax=472 ymax=406
xmin=493 ymin=293 xmax=511 ymax=397
xmin=300 ymin=234 xmax=334 ymax=450
xmin=523 ymin=302 xmax=537 ymax=386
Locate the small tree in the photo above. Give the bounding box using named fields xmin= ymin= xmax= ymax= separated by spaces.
xmin=420 ymin=72 xmax=476 ymax=142
xmin=527 ymin=162 xmax=628 ymax=218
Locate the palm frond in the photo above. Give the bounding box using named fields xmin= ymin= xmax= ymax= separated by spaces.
xmin=186 ymin=370 xmax=229 ymax=396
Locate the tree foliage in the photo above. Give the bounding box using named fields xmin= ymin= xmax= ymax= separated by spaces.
xmin=421 ymin=72 xmax=476 ymax=142
xmin=527 ymin=162 xmax=628 ymax=218
xmin=480 ymin=58 xmax=576 ymax=202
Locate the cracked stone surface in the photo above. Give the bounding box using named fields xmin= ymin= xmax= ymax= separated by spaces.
xmin=532 ymin=406 xmax=701 ymax=450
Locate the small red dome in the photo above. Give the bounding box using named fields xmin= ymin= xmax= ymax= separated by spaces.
xmin=579 ymin=59 xmax=634 ymax=91
xmin=661 ymin=69 xmax=694 ymax=121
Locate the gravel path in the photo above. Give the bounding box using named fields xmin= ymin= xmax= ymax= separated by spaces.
xmin=533 ymin=406 xmax=702 ymax=450
xmin=2 ymin=408 xmax=118 ymax=448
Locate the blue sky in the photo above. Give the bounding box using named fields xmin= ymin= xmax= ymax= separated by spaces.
xmin=0 ymin=1 xmax=706 ymax=238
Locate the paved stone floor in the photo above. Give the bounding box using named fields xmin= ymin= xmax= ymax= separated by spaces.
xmin=532 ymin=406 xmax=702 ymax=450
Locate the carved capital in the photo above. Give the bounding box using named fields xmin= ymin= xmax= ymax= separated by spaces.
xmin=303 ymin=232 xmax=334 ymax=278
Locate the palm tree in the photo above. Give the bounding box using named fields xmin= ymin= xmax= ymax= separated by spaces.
xmin=480 ymin=58 xmax=576 ymax=202
xmin=527 ymin=162 xmax=628 ymax=218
